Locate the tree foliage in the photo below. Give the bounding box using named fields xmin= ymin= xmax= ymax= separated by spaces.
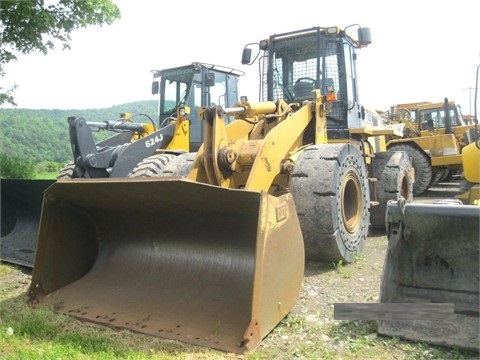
xmin=0 ymin=152 xmax=36 ymax=179
xmin=0 ymin=100 xmax=158 ymax=176
xmin=0 ymin=0 xmax=121 ymax=105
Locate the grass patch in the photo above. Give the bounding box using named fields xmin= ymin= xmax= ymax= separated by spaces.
xmin=0 ymin=287 xmax=227 ymax=360
xmin=34 ymin=172 xmax=57 ymax=179
xmin=0 ymin=265 xmax=14 ymax=277
xmin=331 ymin=260 xmax=353 ymax=278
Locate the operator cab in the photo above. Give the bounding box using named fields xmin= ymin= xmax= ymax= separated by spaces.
xmin=151 ymin=62 xmax=244 ymax=151
xmin=242 ymin=25 xmax=372 ymax=139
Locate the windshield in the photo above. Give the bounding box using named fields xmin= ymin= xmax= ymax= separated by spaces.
xmin=418 ymin=106 xmax=462 ymax=130
xmin=160 ymin=66 xmax=196 ymax=115
xmin=265 ymin=30 xmax=351 ymax=131
xmin=266 ymin=32 xmax=343 ymax=103
xmin=157 ymin=64 xmax=240 ymax=150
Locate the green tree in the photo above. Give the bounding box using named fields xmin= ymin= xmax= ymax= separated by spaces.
xmin=0 ymin=0 xmax=121 ymax=105
xmin=0 ymin=152 xmax=36 ymax=179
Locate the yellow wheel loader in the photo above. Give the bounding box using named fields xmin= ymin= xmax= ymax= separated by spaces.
xmin=1 ymin=62 xmax=243 ymax=268
xmin=28 ymin=25 xmax=411 ymax=353
xmin=386 ymin=98 xmax=479 ymax=195
xmin=379 ymin=63 xmax=480 ymax=350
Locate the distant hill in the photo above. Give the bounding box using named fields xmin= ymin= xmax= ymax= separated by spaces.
xmin=0 ymin=100 xmax=158 ymax=164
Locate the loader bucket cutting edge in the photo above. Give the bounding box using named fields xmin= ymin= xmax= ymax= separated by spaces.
xmin=28 ymin=177 xmax=304 ymax=353
xmin=1 ymin=179 xmax=56 ymax=267
xmin=380 ymin=200 xmax=480 ymax=350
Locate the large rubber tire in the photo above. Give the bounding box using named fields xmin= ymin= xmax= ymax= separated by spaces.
xmin=159 ymin=152 xmax=197 ymax=176
xmin=440 ymin=169 xmax=453 ymax=182
xmin=388 ymin=143 xmax=431 ymax=196
xmin=370 ymin=151 xmax=413 ymax=230
xmin=429 ymin=167 xmax=445 ymax=187
xmin=290 ymin=143 xmax=370 ymax=263
xmin=57 ymin=161 xmax=75 ymax=179
xmin=129 ymin=153 xmax=176 ymax=177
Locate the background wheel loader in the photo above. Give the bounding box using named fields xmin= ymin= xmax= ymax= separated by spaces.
xmin=385 ymin=98 xmax=479 ymax=195
xmin=1 ymin=62 xmax=243 ymax=267
xmin=28 ymin=25 xmax=412 ymax=354
xmin=60 ymin=62 xmax=244 ymax=179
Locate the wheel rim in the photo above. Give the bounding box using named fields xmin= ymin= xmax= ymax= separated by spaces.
xmin=341 ymin=172 xmax=362 ymax=234
xmin=401 ymin=178 xmax=410 ymax=199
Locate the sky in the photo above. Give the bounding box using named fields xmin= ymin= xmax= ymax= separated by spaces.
xmin=2 ymin=0 xmax=479 ymax=116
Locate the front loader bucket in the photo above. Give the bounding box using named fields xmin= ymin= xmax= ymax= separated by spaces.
xmin=1 ymin=179 xmax=56 ymax=267
xmin=379 ymin=199 xmax=480 ymax=350
xmin=28 ymin=177 xmax=304 ymax=353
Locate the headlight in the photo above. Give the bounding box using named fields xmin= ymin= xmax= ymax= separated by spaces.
xmin=325 ymin=27 xmax=339 ymax=35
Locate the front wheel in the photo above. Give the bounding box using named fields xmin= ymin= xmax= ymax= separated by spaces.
xmin=57 ymin=161 xmax=75 ymax=179
xmin=129 ymin=153 xmax=177 ymax=177
xmin=290 ymin=143 xmax=370 ymax=263
xmin=159 ymin=152 xmax=197 ymax=177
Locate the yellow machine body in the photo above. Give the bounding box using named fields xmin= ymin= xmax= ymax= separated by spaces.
xmin=29 ymin=97 xmax=334 ymax=353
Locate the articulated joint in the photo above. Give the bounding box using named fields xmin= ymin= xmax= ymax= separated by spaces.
xmin=219 ymin=147 xmax=237 ymax=169
xmin=280 ymin=159 xmax=294 ymax=174
xmin=85 ymin=154 xmax=98 ymax=167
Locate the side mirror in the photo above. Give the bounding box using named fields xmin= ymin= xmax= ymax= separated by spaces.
xmin=151 ymin=81 xmax=159 ymax=95
xmin=205 ymin=72 xmax=215 ymax=87
xmin=358 ymin=27 xmax=372 ymax=47
xmin=241 ymin=48 xmax=252 ymax=65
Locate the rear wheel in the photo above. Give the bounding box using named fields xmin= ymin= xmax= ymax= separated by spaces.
xmin=290 ymin=143 xmax=370 ymax=263
xmin=370 ymin=151 xmax=413 ymax=230
xmin=129 ymin=153 xmax=176 ymax=177
xmin=388 ymin=143 xmax=431 ymax=196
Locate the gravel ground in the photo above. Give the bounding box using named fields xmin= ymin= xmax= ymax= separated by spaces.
xmin=256 ymin=230 xmax=388 ymax=356
xmin=255 ymin=180 xmax=479 ymax=358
